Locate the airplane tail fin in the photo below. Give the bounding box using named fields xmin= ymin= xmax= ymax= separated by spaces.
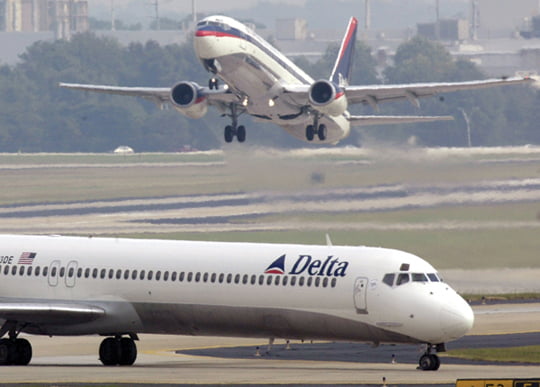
xmin=330 ymin=17 xmax=358 ymax=86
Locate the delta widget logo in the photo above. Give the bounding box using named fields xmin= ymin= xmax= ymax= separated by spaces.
xmin=264 ymin=254 xmax=349 ymax=277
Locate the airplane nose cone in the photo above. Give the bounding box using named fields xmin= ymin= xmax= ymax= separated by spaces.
xmin=440 ymin=297 xmax=474 ymax=340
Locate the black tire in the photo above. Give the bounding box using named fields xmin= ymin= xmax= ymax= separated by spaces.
xmin=317 ymin=124 xmax=327 ymax=141
xmin=0 ymin=339 xmax=10 ymax=365
xmin=237 ymin=125 xmax=246 ymax=142
xmin=118 ymin=337 xmax=137 ymax=366
xmin=418 ymin=353 xmax=440 ymax=371
xmin=99 ymin=337 xmax=119 ymax=366
xmin=224 ymin=125 xmax=234 ymax=143
xmin=306 ymin=125 xmax=315 ymax=141
xmin=13 ymin=338 xmax=32 ymax=365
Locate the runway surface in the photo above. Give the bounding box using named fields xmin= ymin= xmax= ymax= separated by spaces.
xmin=1 ymin=302 xmax=539 ymax=385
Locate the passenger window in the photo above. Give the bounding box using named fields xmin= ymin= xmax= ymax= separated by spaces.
xmin=140 ymin=270 xmax=146 ymax=280
xmin=242 ymin=274 xmax=248 ymax=284
xmin=382 ymin=273 xmax=395 ymax=287
xmin=251 ymin=275 xmax=256 ymax=285
xmin=226 ymin=274 xmax=232 ymax=283
xmin=27 ymin=266 xmax=33 ymax=276
xmin=156 ymin=271 xmax=162 ymax=281
xmin=19 ymin=266 xmax=25 ymax=276
xmin=331 ymin=278 xmax=337 ymax=288
xmin=148 ymin=271 xmax=154 ymax=280
xmin=315 ymin=277 xmax=320 ymax=287
xmin=178 ymin=272 xmax=184 ymax=281
xmin=258 ymin=275 xmax=264 ymax=285
xmin=164 ymin=271 xmax=169 ymax=281
xmin=43 ymin=266 xmax=48 ymax=276
xmin=77 ymin=268 xmax=82 ymax=278
xmin=323 ymin=277 xmax=328 ymax=288
xmin=194 ymin=272 xmax=200 ymax=282
xmin=70 ymin=268 xmax=76 ymax=278
xmin=51 ymin=267 xmax=57 ymax=277
xmin=307 ymin=277 xmax=313 ymax=287
xmin=35 ymin=266 xmax=41 ymax=276
xmin=100 ymin=269 xmax=106 ymax=279
xmin=234 ymin=274 xmax=240 ymax=284
xmin=274 ymin=276 xmax=280 ymax=286
xmin=171 ymin=272 xmax=177 ymax=281
xmin=85 ymin=268 xmax=90 ymax=278
xmin=290 ymin=276 xmax=296 ymax=286
xmin=108 ymin=269 xmax=114 ymax=279
xmin=299 ymin=277 xmax=305 ymax=287
xmin=282 ymin=276 xmax=288 ymax=286
xmin=116 ymin=269 xmax=122 ymax=279
xmin=412 ymin=273 xmax=428 ymax=282
xmin=124 ymin=270 xmax=130 ymax=280
xmin=397 ymin=273 xmax=410 ymax=286
xmin=218 ymin=273 xmax=224 ymax=283
xmin=266 ymin=275 xmax=272 ymax=285
xmin=3 ymin=266 xmax=8 ymax=275
xmin=203 ymin=272 xmax=208 ymax=282
xmin=187 ymin=272 xmax=192 ymax=282
xmin=132 ymin=270 xmax=138 ymax=280
xmin=92 ymin=268 xmax=98 ymax=279
xmin=210 ymin=273 xmax=216 ymax=283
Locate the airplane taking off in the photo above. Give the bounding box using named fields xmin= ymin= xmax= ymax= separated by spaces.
xmin=60 ymin=15 xmax=534 ymax=145
xmin=0 ymin=234 xmax=473 ymax=370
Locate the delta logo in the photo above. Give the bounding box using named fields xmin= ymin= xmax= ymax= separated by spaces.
xmin=264 ymin=254 xmax=349 ymax=277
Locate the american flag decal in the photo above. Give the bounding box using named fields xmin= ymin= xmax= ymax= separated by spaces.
xmin=18 ymin=252 xmax=36 ymax=265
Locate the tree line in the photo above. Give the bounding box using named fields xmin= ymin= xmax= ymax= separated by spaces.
xmin=0 ymin=33 xmax=537 ymax=152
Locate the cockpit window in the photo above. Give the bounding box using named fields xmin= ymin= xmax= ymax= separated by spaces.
xmin=382 ymin=273 xmax=395 ymax=287
xmin=396 ymin=273 xmax=409 ymax=286
xmin=428 ymin=273 xmax=440 ymax=282
xmin=412 ymin=273 xmax=428 ymax=282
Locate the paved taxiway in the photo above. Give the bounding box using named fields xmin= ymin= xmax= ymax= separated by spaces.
xmin=0 ymin=302 xmax=539 ymax=385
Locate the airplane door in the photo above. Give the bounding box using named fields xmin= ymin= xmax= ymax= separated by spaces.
xmin=353 ymin=277 xmax=368 ymax=314
xmin=48 ymin=260 xmax=61 ymax=287
xmin=65 ymin=260 xmax=78 ymax=288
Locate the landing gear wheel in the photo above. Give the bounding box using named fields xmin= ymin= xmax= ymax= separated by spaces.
xmin=306 ymin=125 xmax=315 ymax=141
xmin=0 ymin=339 xmax=11 ymax=365
xmin=99 ymin=337 xmax=119 ymax=366
xmin=236 ymin=125 xmax=246 ymax=143
xmin=12 ymin=338 xmax=32 ymax=365
xmin=118 ymin=337 xmax=137 ymax=366
xmin=418 ymin=353 xmax=440 ymax=371
xmin=224 ymin=125 xmax=234 ymax=143
xmin=99 ymin=337 xmax=137 ymax=366
xmin=317 ymin=124 xmax=327 ymax=141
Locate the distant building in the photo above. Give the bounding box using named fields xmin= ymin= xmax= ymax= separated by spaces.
xmin=417 ymin=19 xmax=469 ymax=41
xmin=275 ymin=18 xmax=307 ymax=40
xmin=0 ymin=0 xmax=88 ymax=39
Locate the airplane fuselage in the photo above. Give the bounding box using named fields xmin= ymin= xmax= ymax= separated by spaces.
xmin=0 ymin=234 xmax=472 ymax=347
xmin=194 ymin=16 xmax=351 ymax=143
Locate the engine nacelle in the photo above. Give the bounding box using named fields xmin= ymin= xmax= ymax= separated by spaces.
xmin=170 ymin=81 xmax=208 ymax=119
xmin=308 ymin=80 xmax=348 ymax=117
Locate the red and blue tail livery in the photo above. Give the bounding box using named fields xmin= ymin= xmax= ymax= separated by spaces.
xmin=330 ymin=16 xmax=358 ymax=86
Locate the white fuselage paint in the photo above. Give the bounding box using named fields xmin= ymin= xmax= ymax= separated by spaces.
xmin=0 ymin=234 xmax=473 ymax=346
xmin=193 ymin=16 xmax=350 ymax=144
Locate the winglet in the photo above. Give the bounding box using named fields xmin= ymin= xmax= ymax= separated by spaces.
xmin=330 ymin=17 xmax=358 ymax=86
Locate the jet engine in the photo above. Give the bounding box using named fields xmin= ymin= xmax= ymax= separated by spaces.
xmin=308 ymin=80 xmax=348 ymax=117
xmin=170 ymin=81 xmax=208 ymax=119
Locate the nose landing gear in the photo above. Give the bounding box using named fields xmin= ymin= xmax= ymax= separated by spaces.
xmin=418 ymin=343 xmax=444 ymax=371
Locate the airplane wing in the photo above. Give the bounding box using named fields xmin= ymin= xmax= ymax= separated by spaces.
xmin=59 ymin=82 xmax=240 ymax=107
xmin=344 ymin=76 xmax=534 ymax=107
xmin=348 ymin=115 xmax=454 ymax=126
xmin=0 ymin=302 xmax=105 ymax=325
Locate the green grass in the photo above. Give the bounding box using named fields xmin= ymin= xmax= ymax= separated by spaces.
xmin=446 ymin=346 xmax=540 ymax=363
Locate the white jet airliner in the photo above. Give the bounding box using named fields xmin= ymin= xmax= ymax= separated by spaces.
xmin=60 ymin=15 xmax=534 ymax=144
xmin=0 ymin=234 xmax=473 ymax=370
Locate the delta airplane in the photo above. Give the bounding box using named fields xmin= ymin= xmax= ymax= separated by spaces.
xmin=0 ymin=234 xmax=473 ymax=370
xmin=60 ymin=15 xmax=535 ymax=144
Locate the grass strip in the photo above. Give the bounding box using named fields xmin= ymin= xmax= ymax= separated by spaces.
xmin=446 ymin=346 xmax=540 ymax=363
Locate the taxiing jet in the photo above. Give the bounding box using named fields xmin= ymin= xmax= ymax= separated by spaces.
xmin=60 ymin=15 xmax=534 ymax=144
xmin=0 ymin=234 xmax=473 ymax=370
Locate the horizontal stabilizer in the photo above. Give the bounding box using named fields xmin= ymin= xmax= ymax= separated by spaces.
xmin=348 ymin=115 xmax=454 ymax=126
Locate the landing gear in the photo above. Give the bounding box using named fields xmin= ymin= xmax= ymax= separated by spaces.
xmin=208 ymin=77 xmax=219 ymax=90
xmin=305 ymin=113 xmax=327 ymax=141
xmin=99 ymin=336 xmax=137 ymax=366
xmin=0 ymin=338 xmax=32 ymax=365
xmin=223 ymin=103 xmax=246 ymax=143
xmin=418 ymin=344 xmax=443 ymax=371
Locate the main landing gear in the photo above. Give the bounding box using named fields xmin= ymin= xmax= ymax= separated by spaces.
xmin=418 ymin=344 xmax=443 ymax=371
xmin=305 ymin=114 xmax=327 ymax=141
xmin=0 ymin=337 xmax=32 ymax=365
xmin=99 ymin=335 xmax=138 ymax=366
xmin=223 ymin=103 xmax=246 ymax=143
